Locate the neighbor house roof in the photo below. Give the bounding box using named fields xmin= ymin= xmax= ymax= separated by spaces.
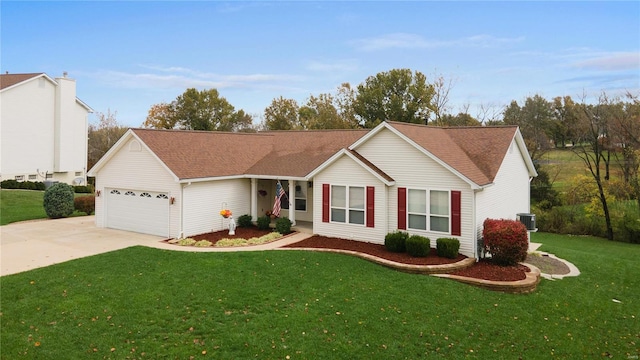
xmin=0 ymin=73 xmax=46 ymax=90
xmin=131 ymin=128 xmax=368 ymax=180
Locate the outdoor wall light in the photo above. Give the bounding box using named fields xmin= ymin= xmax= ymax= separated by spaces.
xmin=96 ymin=190 xmax=101 ymax=197
xmin=170 ymin=197 xmax=175 ymax=205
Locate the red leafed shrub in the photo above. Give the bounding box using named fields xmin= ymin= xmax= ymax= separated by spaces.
xmin=482 ymin=218 xmax=528 ymax=266
xmin=74 ymin=195 xmax=95 ymax=215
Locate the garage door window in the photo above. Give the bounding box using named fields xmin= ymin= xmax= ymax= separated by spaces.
xmin=140 ymin=192 xmax=152 ymax=198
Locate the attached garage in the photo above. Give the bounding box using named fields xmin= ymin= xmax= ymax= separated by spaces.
xmin=106 ymin=188 xmax=170 ymax=237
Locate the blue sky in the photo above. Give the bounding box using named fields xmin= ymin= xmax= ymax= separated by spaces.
xmin=2 ymin=1 xmax=639 ymax=127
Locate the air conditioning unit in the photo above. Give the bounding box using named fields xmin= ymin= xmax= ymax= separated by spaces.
xmin=517 ymin=213 xmax=536 ymax=231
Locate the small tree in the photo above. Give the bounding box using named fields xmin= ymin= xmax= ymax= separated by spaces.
xmin=43 ymin=183 xmax=75 ymax=219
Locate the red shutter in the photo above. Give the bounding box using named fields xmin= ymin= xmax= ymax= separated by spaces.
xmin=322 ymin=184 xmax=330 ymax=223
xmin=398 ymin=187 xmax=407 ymax=230
xmin=366 ymin=186 xmax=375 ymax=228
xmin=451 ymin=190 xmax=461 ymax=236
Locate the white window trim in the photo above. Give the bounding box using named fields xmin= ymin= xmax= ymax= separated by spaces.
xmin=330 ymin=184 xmax=366 ymax=226
xmin=281 ymin=181 xmax=307 ymax=212
xmin=406 ymin=187 xmax=451 ymax=234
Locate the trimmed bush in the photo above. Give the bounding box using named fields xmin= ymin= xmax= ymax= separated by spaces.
xmin=436 ymin=238 xmax=460 ymax=259
xmin=237 ymin=214 xmax=253 ymax=228
xmin=406 ymin=235 xmax=430 ymax=257
xmin=256 ymin=216 xmax=271 ymax=230
xmin=73 ymin=185 xmax=94 ymax=194
xmin=482 ymin=218 xmax=528 ymax=266
xmin=43 ymin=183 xmax=75 ymax=219
xmin=1 ymin=180 xmax=45 ymax=190
xmin=275 ymin=216 xmax=292 ymax=234
xmin=74 ymin=196 xmax=95 ymax=215
xmin=384 ymin=231 xmax=409 ymax=253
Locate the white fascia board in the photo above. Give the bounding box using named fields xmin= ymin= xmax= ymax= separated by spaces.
xmin=177 ymin=174 xmax=308 ymax=184
xmin=87 ymin=130 xmax=180 ymax=182
xmin=306 ymin=148 xmax=395 ymax=186
xmin=76 ymin=98 xmax=94 ymax=112
xmin=514 ymin=128 xmax=538 ymax=177
xmin=352 ymin=122 xmax=484 ymax=190
xmin=0 ymin=73 xmax=55 ymax=93
xmin=87 ymin=129 xmax=135 ymax=176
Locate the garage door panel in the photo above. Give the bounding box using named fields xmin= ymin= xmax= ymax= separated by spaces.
xmin=106 ymin=189 xmax=169 ymax=237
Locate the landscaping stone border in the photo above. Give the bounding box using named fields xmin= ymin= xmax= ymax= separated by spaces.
xmin=280 ymin=247 xmax=541 ymax=293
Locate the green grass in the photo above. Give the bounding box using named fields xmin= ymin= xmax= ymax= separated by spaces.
xmin=540 ymin=148 xmax=626 ymax=193
xmin=0 ymin=189 xmax=88 ymax=225
xmin=1 ymin=233 xmax=638 ymax=359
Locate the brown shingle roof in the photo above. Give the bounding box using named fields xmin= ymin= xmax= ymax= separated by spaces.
xmin=385 ymin=121 xmax=518 ymax=186
xmin=130 ymin=122 xmax=519 ymax=185
xmin=0 ymin=73 xmax=44 ymax=90
xmin=132 ymin=128 xmax=368 ymax=180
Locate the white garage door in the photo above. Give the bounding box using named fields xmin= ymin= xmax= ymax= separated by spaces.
xmin=106 ymin=188 xmax=169 ymax=237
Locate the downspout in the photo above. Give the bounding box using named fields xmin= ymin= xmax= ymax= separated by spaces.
xmin=179 ymin=181 xmax=192 ymax=238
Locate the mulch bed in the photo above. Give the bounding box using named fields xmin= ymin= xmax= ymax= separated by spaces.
xmin=165 ymin=226 xmax=274 ymax=246
xmin=167 ymin=230 xmax=532 ymax=282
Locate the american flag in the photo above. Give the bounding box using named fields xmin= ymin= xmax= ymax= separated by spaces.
xmin=272 ymin=182 xmax=285 ymax=217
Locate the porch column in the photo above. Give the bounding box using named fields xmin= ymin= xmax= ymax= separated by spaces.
xmin=251 ymin=178 xmax=258 ymax=221
xmin=288 ymin=180 xmax=296 ymax=225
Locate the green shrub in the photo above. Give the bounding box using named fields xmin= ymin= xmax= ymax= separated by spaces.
xmin=615 ymin=212 xmax=640 ymax=244
xmin=43 ymin=183 xmax=75 ymax=219
xmin=34 ymin=182 xmax=46 ymax=191
xmin=1 ymin=179 xmax=19 ymax=189
xmin=256 ymin=216 xmax=271 ymax=230
xmin=482 ymin=218 xmax=528 ymax=266
xmin=177 ymin=238 xmax=196 ymax=246
xmin=406 ymin=235 xmax=430 ymax=257
xmin=73 ymin=185 xmax=94 ymax=194
xmin=384 ymin=231 xmax=409 ymax=253
xmin=436 ymin=238 xmax=460 ymax=259
xmin=237 ymin=214 xmax=253 ymax=228
xmin=194 ymin=240 xmax=213 ymax=247
xmin=74 ymin=196 xmax=95 ymax=215
xmin=275 ymin=217 xmax=292 ymax=234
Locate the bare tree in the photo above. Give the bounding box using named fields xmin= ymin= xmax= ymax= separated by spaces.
xmin=88 ymin=109 xmax=128 ymax=170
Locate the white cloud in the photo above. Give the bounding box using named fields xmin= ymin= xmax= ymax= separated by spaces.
xmin=572 ymin=51 xmax=640 ymax=71
xmin=352 ymin=33 xmax=524 ymax=51
xmin=305 ymin=59 xmax=359 ymax=72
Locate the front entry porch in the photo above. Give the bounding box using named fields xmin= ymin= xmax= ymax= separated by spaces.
xmin=251 ymin=178 xmax=314 ymax=229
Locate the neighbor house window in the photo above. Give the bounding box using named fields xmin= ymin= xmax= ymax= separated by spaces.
xmin=15 ymin=175 xmax=24 ymax=181
xmin=75 ymin=172 xmax=83 ymax=176
xmin=45 ymin=174 xmax=53 ymax=179
xmin=29 ymin=174 xmax=37 ymax=180
xmin=331 ymin=185 xmax=365 ymax=225
xmin=407 ymin=189 xmax=450 ymax=233
xmin=280 ymin=181 xmax=307 ymax=211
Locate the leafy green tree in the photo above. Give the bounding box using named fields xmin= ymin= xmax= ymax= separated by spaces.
xmin=439 ymin=113 xmax=481 ymax=127
xmin=299 ymin=93 xmax=356 ymax=129
xmin=503 ymin=95 xmax=554 ymax=162
xmin=173 ymin=88 xmax=236 ymax=131
xmin=353 ymin=69 xmax=435 ymax=128
xmin=264 ymin=97 xmax=300 ymax=130
xmin=550 ymin=96 xmax=579 ymax=148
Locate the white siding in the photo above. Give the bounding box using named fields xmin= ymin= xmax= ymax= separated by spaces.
xmin=476 ymin=140 xmax=532 ymax=239
xmin=93 ymin=139 xmax=181 ymax=238
xmin=356 ymin=128 xmax=476 ymax=257
xmin=0 ymin=76 xmax=89 ymax=184
xmin=182 ymin=179 xmax=251 ymax=236
xmin=0 ymin=78 xmax=56 ymax=180
xmin=313 ymin=155 xmax=388 ymax=244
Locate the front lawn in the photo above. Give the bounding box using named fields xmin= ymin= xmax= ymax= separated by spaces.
xmin=0 ymin=189 xmax=88 ymax=225
xmin=1 ymin=233 xmax=638 ymax=358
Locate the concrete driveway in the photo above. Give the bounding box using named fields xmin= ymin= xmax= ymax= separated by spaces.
xmin=0 ymin=216 xmax=163 ymax=276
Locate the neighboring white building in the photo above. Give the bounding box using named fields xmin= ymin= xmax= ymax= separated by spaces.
xmin=0 ymin=72 xmax=93 ymax=185
xmin=88 ymin=121 xmax=537 ymax=258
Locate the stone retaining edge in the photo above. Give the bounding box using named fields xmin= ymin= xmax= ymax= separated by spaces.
xmin=278 ymin=247 xmax=541 ymax=293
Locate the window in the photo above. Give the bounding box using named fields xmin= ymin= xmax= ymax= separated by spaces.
xmin=280 ymin=181 xmax=307 ymax=211
xmin=406 ymin=189 xmax=450 ymax=233
xmin=45 ymin=174 xmax=53 ymax=179
xmin=124 ymin=191 xmax=136 ymax=196
xmin=157 ymin=194 xmax=168 ymax=199
xmin=15 ymin=175 xmax=24 ymax=181
xmin=331 ymin=185 xmax=365 ymax=225
xmin=140 ymin=192 xmax=152 ymax=198
xmin=110 ymin=190 xmax=121 ymax=195
xmin=75 ymin=172 xmax=83 ymax=176
xmin=29 ymin=174 xmax=37 ymax=180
